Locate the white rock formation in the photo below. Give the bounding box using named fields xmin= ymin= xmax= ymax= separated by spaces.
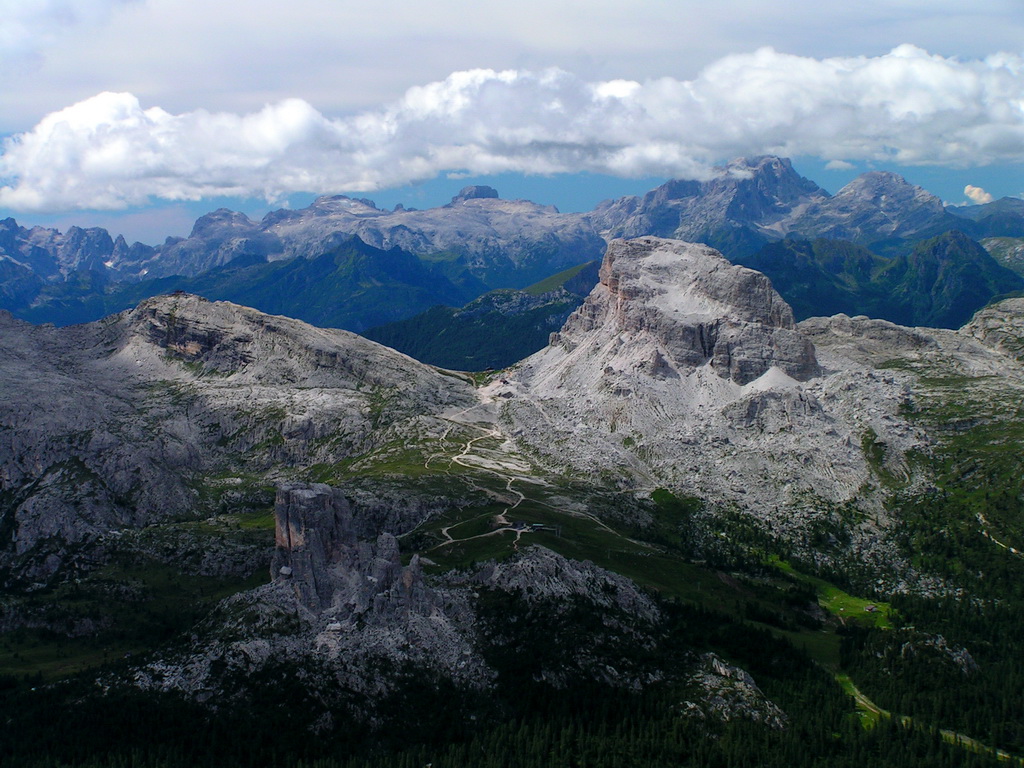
xmin=494 ymin=237 xmax=923 ymax=534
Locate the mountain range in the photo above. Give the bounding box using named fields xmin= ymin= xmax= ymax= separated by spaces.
xmin=3 ymin=233 xmax=1024 ymax=765
xmin=3 ymin=157 xmax=1024 ymax=345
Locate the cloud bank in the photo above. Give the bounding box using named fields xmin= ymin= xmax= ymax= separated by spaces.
xmin=3 ymin=45 xmax=1024 ymax=212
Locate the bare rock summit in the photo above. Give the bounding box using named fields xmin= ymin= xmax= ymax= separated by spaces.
xmin=495 ymin=237 xmax=922 ymax=550
xmin=549 ymin=236 xmax=819 ymax=385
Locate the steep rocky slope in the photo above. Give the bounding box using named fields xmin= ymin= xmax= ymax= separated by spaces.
xmin=495 ymin=238 xmax=901 ymax=508
xmin=494 ymin=237 xmax=1024 ymax=577
xmin=0 ymin=293 xmax=477 ymax=584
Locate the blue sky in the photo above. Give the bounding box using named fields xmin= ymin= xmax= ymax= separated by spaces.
xmin=2 ymin=1 xmax=1024 ymax=244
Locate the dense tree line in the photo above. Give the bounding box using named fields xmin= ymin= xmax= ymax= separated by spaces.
xmin=0 ymin=595 xmax=1006 ymax=768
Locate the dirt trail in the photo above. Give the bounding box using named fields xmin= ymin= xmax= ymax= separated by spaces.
xmin=424 ymin=396 xmax=651 ymax=556
xmin=978 ymin=513 xmax=1023 ymax=557
xmin=840 ymin=674 xmax=1022 ymax=764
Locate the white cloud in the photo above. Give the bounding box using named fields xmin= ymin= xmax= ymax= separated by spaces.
xmin=6 ymin=0 xmax=1024 ymax=133
xmin=0 ymin=0 xmax=133 ymax=62
xmin=4 ymin=46 xmax=1024 ymax=212
xmin=825 ymin=160 xmax=855 ymax=171
xmin=964 ymin=184 xmax=995 ymax=205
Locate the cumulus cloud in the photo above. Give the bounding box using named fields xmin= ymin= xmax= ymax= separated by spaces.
xmin=964 ymin=184 xmax=995 ymax=205
xmin=0 ymin=0 xmax=133 ymax=62
xmin=4 ymin=45 xmax=1024 ymax=212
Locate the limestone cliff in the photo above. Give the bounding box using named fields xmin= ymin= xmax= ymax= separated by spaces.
xmin=494 ymin=237 xmax=924 ymax=566
xmin=0 ymin=294 xmax=477 ymax=585
xmin=129 ymin=483 xmax=682 ymax=713
xmin=550 ymin=236 xmax=819 ymax=384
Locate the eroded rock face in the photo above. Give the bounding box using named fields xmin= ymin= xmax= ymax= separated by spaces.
xmin=272 ymin=483 xmax=431 ymax=618
xmin=964 ymin=298 xmax=1024 ymax=363
xmin=496 ymin=237 xmax=926 ymax=557
xmin=472 ymin=544 xmax=660 ymax=625
xmin=552 ymin=237 xmax=819 ymax=384
xmin=0 ymin=295 xmax=477 ymax=584
xmin=682 ymin=653 xmax=788 ymax=730
xmin=130 ymin=485 xmax=681 ymax=710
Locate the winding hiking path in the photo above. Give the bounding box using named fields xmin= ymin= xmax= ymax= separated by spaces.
xmin=423 ymin=397 xmax=650 ymax=555
xmin=837 ymin=673 xmax=1023 ymax=764
xmin=978 ymin=513 xmax=1023 ymax=558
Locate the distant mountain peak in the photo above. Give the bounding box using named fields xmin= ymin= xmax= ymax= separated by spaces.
xmin=450 ymin=185 xmax=501 ymax=204
xmin=722 ymin=155 xmax=797 ymax=178
xmin=307 ymin=195 xmax=381 ymax=215
xmin=189 ymin=208 xmax=257 ymax=238
xmin=589 ymin=155 xmax=828 ymax=250
xmin=836 ymin=170 xmax=934 ymax=200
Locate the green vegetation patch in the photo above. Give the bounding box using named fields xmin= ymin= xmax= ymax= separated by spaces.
xmin=770 ymin=557 xmax=892 ymax=630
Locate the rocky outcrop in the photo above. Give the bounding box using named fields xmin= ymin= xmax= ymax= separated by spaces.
xmin=798 ymin=313 xmax=939 ymax=367
xmin=682 ymin=653 xmax=788 ymax=730
xmin=449 ymin=185 xmax=500 ymax=203
xmin=550 ymin=236 xmax=819 ymax=384
xmin=471 ymin=544 xmax=660 ymax=624
xmin=0 ymin=295 xmax=477 ymax=584
xmin=964 ymin=298 xmax=1024 ymax=363
xmin=496 ymin=237 xmax=927 ymax=553
xmin=271 ymin=483 xmax=432 ymax=617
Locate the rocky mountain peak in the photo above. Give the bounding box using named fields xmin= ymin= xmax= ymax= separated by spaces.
xmin=785 ymin=170 xmax=954 ymax=243
xmin=188 ymin=208 xmax=257 ymax=239
xmin=589 ymin=156 xmax=827 ymax=247
xmin=722 ymin=155 xmax=813 ymax=187
xmin=305 ymin=195 xmax=381 ymax=216
xmin=719 ymin=155 xmax=823 ymax=194
xmin=496 ymin=236 xmax=896 ymax=509
xmin=712 ymin=156 xmax=828 ymax=222
xmin=551 ymin=236 xmax=819 ymax=384
xmin=835 ymin=171 xmax=941 ymax=210
xmin=450 ymin=185 xmax=501 ymax=204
